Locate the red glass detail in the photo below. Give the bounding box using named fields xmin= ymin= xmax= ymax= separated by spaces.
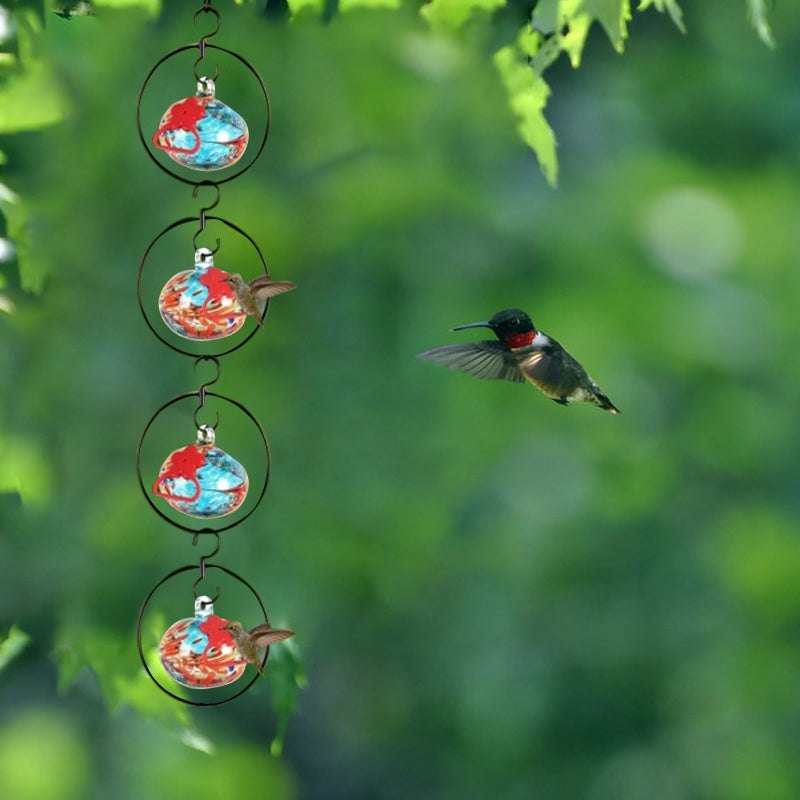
xmin=152 ymin=96 xmax=206 ymax=155
xmin=198 ymin=267 xmax=236 ymax=318
xmin=198 ymin=615 xmax=240 ymax=672
xmin=152 ymin=444 xmax=206 ymax=502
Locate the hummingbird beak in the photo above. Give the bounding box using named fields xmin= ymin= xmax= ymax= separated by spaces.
xmin=451 ymin=320 xmax=491 ymax=332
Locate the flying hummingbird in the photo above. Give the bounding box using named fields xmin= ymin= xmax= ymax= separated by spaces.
xmin=221 ymin=273 xmax=296 ymax=327
xmin=222 ymin=621 xmax=295 ymax=676
xmin=417 ymin=308 xmax=620 ymax=413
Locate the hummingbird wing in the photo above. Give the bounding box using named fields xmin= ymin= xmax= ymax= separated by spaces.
xmin=518 ymin=337 xmax=618 ymax=409
xmin=516 ymin=345 xmax=572 ymax=396
xmin=247 ymin=623 xmax=296 ymax=649
xmin=247 ymin=277 xmax=296 ymax=301
xmin=417 ymin=341 xmax=525 ymax=383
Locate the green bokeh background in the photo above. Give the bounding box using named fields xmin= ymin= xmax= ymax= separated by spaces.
xmin=2 ymin=1 xmax=800 ymax=798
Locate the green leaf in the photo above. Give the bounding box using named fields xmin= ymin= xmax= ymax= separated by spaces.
xmin=530 ymin=0 xmax=560 ymax=34
xmin=91 ymin=0 xmax=161 ymax=14
xmin=746 ymin=0 xmax=775 ymax=49
xmin=285 ymin=0 xmax=325 ymax=14
xmin=576 ymin=0 xmax=631 ymax=52
xmin=529 ymin=0 xmax=631 ymax=73
xmin=0 ymin=626 xmax=31 ymax=672
xmin=54 ymin=620 xmax=191 ymax=726
xmin=420 ymin=0 xmax=507 ymax=30
xmin=341 ymin=0 xmax=401 ymax=9
xmin=637 ymin=0 xmax=686 ymax=33
xmin=340 ymin=0 xmax=400 ymax=9
xmin=0 ymin=434 xmax=53 ymax=504
xmin=266 ymin=638 xmax=306 ymax=757
xmin=560 ymin=13 xmax=591 ymax=67
xmin=494 ymin=43 xmax=558 ymax=185
xmin=0 ymin=59 xmax=67 ymax=133
xmin=0 ymin=183 xmax=50 ymax=293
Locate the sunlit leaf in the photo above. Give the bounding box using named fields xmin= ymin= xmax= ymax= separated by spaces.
xmin=560 ymin=13 xmax=591 ymax=67
xmin=746 ymin=0 xmax=775 ymax=49
xmin=0 ymin=435 xmax=53 ymax=505
xmin=92 ymin=0 xmax=161 ymax=14
xmin=638 ymin=0 xmax=685 ymax=33
xmin=494 ymin=42 xmax=557 ymax=185
xmin=54 ymin=621 xmax=190 ymax=726
xmin=286 ymin=0 xmax=325 ymax=13
xmin=576 ymin=0 xmax=631 ymax=52
xmin=420 ymin=0 xmax=507 ymax=30
xmin=0 ymin=59 xmax=66 ymax=133
xmin=341 ymin=0 xmax=401 ymax=10
xmin=530 ymin=0 xmax=560 ymax=34
xmin=0 ymin=626 xmax=30 ymax=671
xmin=0 ymin=183 xmax=50 ymax=292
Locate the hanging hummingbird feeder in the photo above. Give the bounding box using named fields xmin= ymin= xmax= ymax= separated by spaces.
xmin=152 ymin=424 xmax=249 ymax=518
xmin=158 ymin=247 xmax=247 ymax=340
xmin=159 ymin=594 xmax=247 ymax=688
xmin=153 ymin=77 xmax=249 ymax=171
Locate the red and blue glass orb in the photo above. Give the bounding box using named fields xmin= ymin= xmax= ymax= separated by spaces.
xmin=159 ymin=248 xmax=247 ymax=340
xmin=159 ymin=596 xmax=247 ymax=688
xmin=153 ymin=77 xmax=248 ymax=171
xmin=152 ymin=425 xmax=248 ymax=519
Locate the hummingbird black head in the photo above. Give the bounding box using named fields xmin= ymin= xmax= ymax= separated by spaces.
xmin=453 ymin=308 xmax=536 ymax=349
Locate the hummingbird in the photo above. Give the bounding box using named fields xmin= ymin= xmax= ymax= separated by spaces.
xmin=417 ymin=308 xmax=620 ymax=413
xmin=221 ymin=273 xmax=296 ymax=327
xmin=222 ymin=621 xmax=295 ymax=677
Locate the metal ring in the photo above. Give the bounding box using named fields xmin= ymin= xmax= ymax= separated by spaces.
xmin=137 ymin=215 xmax=274 ymax=358
xmin=136 ymin=42 xmax=270 ymax=186
xmin=136 ymin=390 xmax=271 ymax=534
xmin=136 ymin=563 xmax=270 ymax=705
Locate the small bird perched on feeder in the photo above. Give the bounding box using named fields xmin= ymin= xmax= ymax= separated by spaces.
xmin=221 ymin=273 xmax=296 ymax=327
xmin=222 ymin=620 xmax=295 ymax=676
xmin=417 ymin=308 xmax=620 ymax=413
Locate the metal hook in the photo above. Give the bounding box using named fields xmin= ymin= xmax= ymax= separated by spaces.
xmin=192 ymin=532 xmax=222 ymax=604
xmin=194 ymin=60 xmax=220 ymax=84
xmin=194 ymin=407 xmax=219 ymax=431
xmin=193 ymin=578 xmax=221 ymax=605
xmin=193 ymin=4 xmax=221 ymax=82
xmin=194 ymin=530 xmax=221 ymax=562
xmin=193 ymin=356 xmax=221 ymax=430
xmin=192 ymin=182 xmax=221 ymax=254
xmin=192 ymin=232 xmax=220 ymax=255
xmin=192 ymin=181 xmax=220 ymax=216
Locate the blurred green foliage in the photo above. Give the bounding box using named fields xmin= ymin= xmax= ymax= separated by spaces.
xmin=1 ymin=0 xmax=800 ymax=798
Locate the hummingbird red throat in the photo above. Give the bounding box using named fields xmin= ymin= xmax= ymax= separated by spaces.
xmin=417 ymin=308 xmax=620 ymax=413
